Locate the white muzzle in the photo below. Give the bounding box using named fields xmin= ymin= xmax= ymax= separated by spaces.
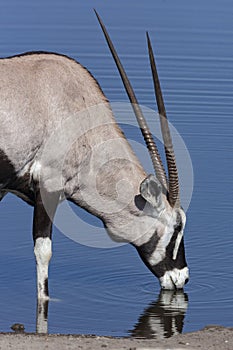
xmin=159 ymin=267 xmax=189 ymax=290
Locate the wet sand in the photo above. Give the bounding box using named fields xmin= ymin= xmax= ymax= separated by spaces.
xmin=0 ymin=325 xmax=232 ymax=350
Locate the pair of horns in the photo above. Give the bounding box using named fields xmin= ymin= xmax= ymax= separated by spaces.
xmin=94 ymin=10 xmax=180 ymax=208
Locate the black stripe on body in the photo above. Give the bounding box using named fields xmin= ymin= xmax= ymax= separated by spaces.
xmin=0 ymin=149 xmax=16 ymax=187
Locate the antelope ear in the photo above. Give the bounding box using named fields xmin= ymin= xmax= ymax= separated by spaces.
xmin=140 ymin=174 xmax=163 ymax=208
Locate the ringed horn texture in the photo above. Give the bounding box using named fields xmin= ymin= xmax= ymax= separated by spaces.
xmin=94 ymin=10 xmax=180 ymax=208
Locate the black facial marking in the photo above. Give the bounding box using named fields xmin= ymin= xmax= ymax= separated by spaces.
xmin=174 ymin=212 xmax=183 ymax=233
xmin=133 ymin=212 xmax=187 ymax=279
xmin=153 ymin=237 xmax=187 ymax=279
xmin=136 ymin=233 xmax=160 ymax=259
xmin=132 ymin=233 xmax=160 ymax=277
xmin=154 ymin=212 xmax=187 ymax=277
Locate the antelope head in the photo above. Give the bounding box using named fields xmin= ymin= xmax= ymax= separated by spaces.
xmin=95 ymin=11 xmax=189 ymax=290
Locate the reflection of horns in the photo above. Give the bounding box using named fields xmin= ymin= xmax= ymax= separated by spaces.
xmin=94 ymin=10 xmax=168 ymax=193
xmin=36 ymin=299 xmax=49 ymax=334
xmin=130 ymin=290 xmax=188 ymax=339
xmin=146 ymin=33 xmax=180 ymax=207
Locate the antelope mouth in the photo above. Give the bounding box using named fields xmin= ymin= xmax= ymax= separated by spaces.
xmin=159 ymin=267 xmax=189 ymax=290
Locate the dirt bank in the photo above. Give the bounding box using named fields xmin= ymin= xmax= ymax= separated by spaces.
xmin=0 ymin=325 xmax=232 ymax=350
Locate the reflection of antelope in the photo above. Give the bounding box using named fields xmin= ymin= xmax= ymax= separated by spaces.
xmin=0 ymin=10 xmax=189 ymax=302
xmin=130 ymin=290 xmax=188 ymax=339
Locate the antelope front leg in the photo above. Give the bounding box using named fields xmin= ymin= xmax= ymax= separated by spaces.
xmin=36 ymin=299 xmax=49 ymax=333
xmin=33 ymin=184 xmax=60 ymax=300
xmin=34 ymin=236 xmax=51 ymax=300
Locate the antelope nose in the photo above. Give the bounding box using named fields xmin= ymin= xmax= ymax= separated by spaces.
xmin=159 ymin=267 xmax=189 ymax=290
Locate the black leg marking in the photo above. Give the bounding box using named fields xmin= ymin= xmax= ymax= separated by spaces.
xmin=33 ymin=185 xmax=60 ymax=243
xmin=33 ymin=183 xmax=60 ymax=300
xmin=44 ymin=278 xmax=49 ymax=298
xmin=36 ymin=298 xmax=49 ymax=334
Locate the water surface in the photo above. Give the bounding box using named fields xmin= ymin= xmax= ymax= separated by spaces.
xmin=0 ymin=0 xmax=232 ymax=338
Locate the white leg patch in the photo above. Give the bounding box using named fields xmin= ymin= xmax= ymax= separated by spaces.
xmin=34 ymin=237 xmax=52 ymax=300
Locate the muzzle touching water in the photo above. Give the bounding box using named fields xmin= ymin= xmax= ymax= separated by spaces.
xmin=159 ymin=267 xmax=189 ymax=290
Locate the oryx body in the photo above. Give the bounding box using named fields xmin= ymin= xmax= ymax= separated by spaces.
xmin=0 ymin=14 xmax=189 ymax=301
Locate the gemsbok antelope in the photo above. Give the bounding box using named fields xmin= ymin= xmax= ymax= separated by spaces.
xmin=0 ymin=11 xmax=189 ymax=301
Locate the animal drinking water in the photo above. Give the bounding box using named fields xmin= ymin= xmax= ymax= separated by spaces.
xmin=0 ymin=11 xmax=189 ymax=302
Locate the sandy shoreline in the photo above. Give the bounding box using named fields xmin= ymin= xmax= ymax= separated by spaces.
xmin=0 ymin=325 xmax=232 ymax=350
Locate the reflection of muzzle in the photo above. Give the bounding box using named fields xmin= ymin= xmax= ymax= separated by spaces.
xmin=159 ymin=289 xmax=189 ymax=312
xmin=130 ymin=289 xmax=188 ymax=339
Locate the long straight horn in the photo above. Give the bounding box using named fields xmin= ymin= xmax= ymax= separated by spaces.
xmin=94 ymin=10 xmax=168 ymax=192
xmin=146 ymin=32 xmax=180 ymax=207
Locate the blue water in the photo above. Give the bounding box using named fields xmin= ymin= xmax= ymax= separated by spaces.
xmin=0 ymin=0 xmax=232 ymax=338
